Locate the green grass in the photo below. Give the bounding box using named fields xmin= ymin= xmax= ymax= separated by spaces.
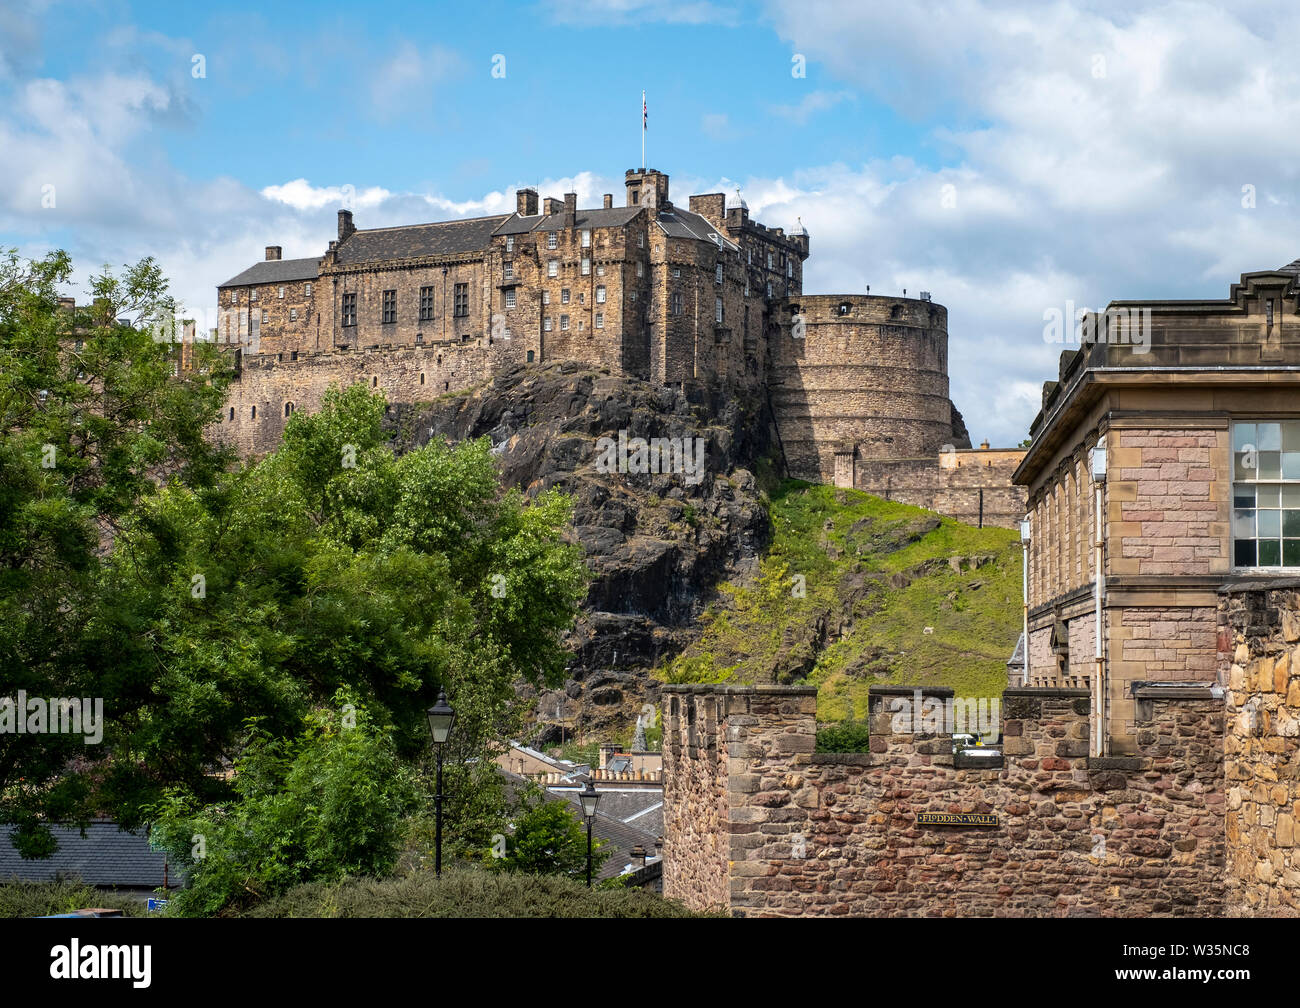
xmin=657 ymin=480 xmax=1022 ymax=721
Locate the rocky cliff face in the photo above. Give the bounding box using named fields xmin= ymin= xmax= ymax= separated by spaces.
xmin=385 ymin=362 xmax=775 ymax=742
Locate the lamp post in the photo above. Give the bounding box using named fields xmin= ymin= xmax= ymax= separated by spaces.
xmin=578 ymin=779 xmax=601 ymax=888
xmin=426 ymin=690 xmax=456 ymax=878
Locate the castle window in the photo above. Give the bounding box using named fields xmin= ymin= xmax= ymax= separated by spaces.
xmin=561 ymin=288 xmax=570 ymax=304
xmin=305 ymin=282 xmax=312 ymax=297
xmin=228 ymin=291 xmax=236 ymax=305
xmin=595 ymin=312 xmax=603 ymax=329
xmin=285 ymin=402 xmax=293 ymax=417
xmin=454 ymin=283 xmax=468 ymax=317
xmin=766 ymin=282 xmax=773 ymax=298
xmin=577 ymin=320 xmax=584 ymax=332
xmin=637 ymin=233 xmax=644 ymax=248
xmin=636 ymin=262 xmax=644 ymax=278
xmin=581 ymin=258 xmax=590 ymax=275
xmin=715 ymin=264 xmax=723 ymax=284
xmin=504 ymin=289 xmax=516 ymax=310
xmin=630 ymin=190 xmax=638 ymax=205
xmin=578 ymin=292 xmax=585 ymax=304
xmin=747 ymin=248 xmax=752 ymax=265
xmin=542 ymin=290 xmax=551 ymax=305
xmin=597 ymin=264 xmax=605 ymax=277
xmin=504 ymin=262 xmax=513 ymax=281
xmin=1233 ymin=421 xmax=1300 ymax=568
xmin=673 ymin=267 xmax=680 ymax=278
xmin=250 ymin=289 xmax=258 ymax=302
xmin=715 ymin=297 xmax=723 ymax=324
xmin=596 ymin=285 xmax=606 ymax=304
xmin=544 ymin=316 xmax=552 ymax=332
xmin=291 ymin=350 xmax=298 ymax=360
xmin=261 ymin=309 xmax=268 ymax=323
xmin=290 ymin=308 xmax=298 ymax=321
xmin=419 ymin=286 xmax=434 ymax=321
xmin=229 ymin=406 xmax=234 ymax=420
xmin=560 ymin=314 xmax=569 ymax=330
xmin=786 ymin=260 xmax=794 ymax=279
xmin=381 ymin=289 xmax=397 ymax=324
xmin=548 ymin=260 xmax=558 ymax=278
xmin=581 ymin=229 xmax=591 ymax=248
xmin=341 ymin=293 xmax=357 ymax=327
xmin=630 ymin=291 xmax=637 ymax=302
xmin=671 ymin=292 xmax=683 ymax=316
xmin=506 ymin=236 xmax=514 ymax=253
xmin=547 ymin=232 xmax=558 ymax=250
xmin=420 ymin=373 xmax=425 ymax=385
xmin=837 ymin=302 xmax=852 ymax=316
xmin=527 ymin=350 xmax=535 ymax=362
xmin=372 ymin=376 xmax=378 ymax=387
xmin=251 ymin=405 xmax=256 ymax=419
xmin=890 ymin=305 xmax=903 ymax=320
xmin=278 ymin=286 xmax=285 ymax=299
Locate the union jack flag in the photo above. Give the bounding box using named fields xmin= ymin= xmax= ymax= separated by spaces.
xmin=643 ymin=93 xmax=647 ymax=129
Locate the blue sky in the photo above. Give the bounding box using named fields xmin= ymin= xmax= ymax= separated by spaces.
xmin=3 ymin=0 xmax=1300 ymax=446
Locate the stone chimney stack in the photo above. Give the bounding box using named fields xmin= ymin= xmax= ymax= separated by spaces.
xmin=543 ymin=197 xmax=561 ymax=215
xmin=598 ymin=741 xmax=619 ymax=770
xmin=603 ymin=193 xmax=613 ymax=209
xmin=516 ymin=188 xmax=538 ymax=216
xmin=563 ymin=192 xmax=577 ymax=227
xmin=265 ymin=246 xmax=282 ymax=261
xmin=337 ymin=209 xmax=355 ymax=241
xmin=630 ymin=845 xmax=647 ymax=869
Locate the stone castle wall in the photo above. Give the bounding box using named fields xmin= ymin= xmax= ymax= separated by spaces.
xmin=662 ymin=682 xmax=1225 ymax=916
xmin=852 ymin=450 xmax=1027 ymax=529
xmin=769 ymin=295 xmax=956 ymax=483
xmin=1220 ymin=580 xmax=1300 ymax=915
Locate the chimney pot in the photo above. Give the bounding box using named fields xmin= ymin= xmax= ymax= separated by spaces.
xmin=981 ymin=439 xmax=990 ymax=450
xmin=265 ymin=245 xmax=282 ymax=261
xmin=630 ymin=845 xmax=647 ymax=868
xmin=603 ymin=193 xmax=613 ymax=209
xmin=543 ymin=197 xmax=561 ymax=215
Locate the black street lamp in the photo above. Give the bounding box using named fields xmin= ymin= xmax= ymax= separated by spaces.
xmin=426 ymin=690 xmax=456 ymax=878
xmin=578 ymin=778 xmax=601 ymax=888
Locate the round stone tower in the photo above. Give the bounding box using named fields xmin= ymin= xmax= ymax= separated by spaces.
xmin=767 ymin=293 xmax=966 ymax=485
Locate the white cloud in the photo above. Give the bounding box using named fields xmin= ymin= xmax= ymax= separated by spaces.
xmin=769 ymin=90 xmax=853 ymax=124
xmin=369 ymin=42 xmax=464 ymax=119
xmin=261 ymin=180 xmax=393 ymax=212
xmin=541 ymin=0 xmax=740 ymax=25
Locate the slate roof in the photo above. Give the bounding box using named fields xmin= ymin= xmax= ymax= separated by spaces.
xmin=0 ymin=821 xmax=179 ymax=888
xmin=1006 ymin=631 xmax=1025 ymax=670
xmin=1279 ymin=258 xmax=1300 ymax=275
xmin=218 ymin=257 xmax=320 ymax=288
xmin=333 ymin=215 xmax=511 ymax=265
xmin=493 ymin=207 xmax=643 ymax=237
xmin=655 ymin=207 xmax=739 ymax=251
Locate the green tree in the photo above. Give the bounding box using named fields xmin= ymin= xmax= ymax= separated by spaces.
xmin=148 ymin=691 xmax=418 ymax=917
xmin=0 ymin=250 xmax=232 ymax=855
xmin=488 ymin=785 xmax=610 ymax=880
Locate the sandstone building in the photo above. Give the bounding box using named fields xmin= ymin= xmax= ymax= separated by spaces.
xmin=211 ymin=168 xmax=1024 ymax=528
xmin=1015 ymin=257 xmax=1300 ymax=752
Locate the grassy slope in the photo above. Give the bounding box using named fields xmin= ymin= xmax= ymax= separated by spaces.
xmin=658 ymin=480 xmax=1022 ymax=720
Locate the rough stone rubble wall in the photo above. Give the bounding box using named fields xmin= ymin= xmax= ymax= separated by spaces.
xmin=1221 ymin=582 xmax=1300 ymax=916
xmin=663 ymin=683 xmax=1225 ymax=917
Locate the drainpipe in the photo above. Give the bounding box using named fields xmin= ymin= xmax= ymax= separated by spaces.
xmin=1090 ymin=439 xmax=1108 ymax=757
xmin=1019 ymin=515 xmax=1031 ymax=688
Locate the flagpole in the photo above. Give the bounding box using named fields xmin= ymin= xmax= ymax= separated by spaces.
xmin=641 ymin=91 xmax=646 ymax=170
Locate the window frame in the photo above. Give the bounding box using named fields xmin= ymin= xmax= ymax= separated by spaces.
xmin=1232 ymin=420 xmax=1300 ymax=569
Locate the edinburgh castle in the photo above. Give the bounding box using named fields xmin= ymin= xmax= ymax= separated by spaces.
xmin=209 ymin=168 xmax=1026 ymax=528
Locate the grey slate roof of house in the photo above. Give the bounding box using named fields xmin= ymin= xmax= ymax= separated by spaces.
xmin=1278 ymin=258 xmax=1300 ymax=275
xmin=333 ymin=215 xmax=511 ymax=265
xmin=218 ymin=257 xmax=321 ymax=288
xmin=0 ymin=821 xmax=178 ymax=888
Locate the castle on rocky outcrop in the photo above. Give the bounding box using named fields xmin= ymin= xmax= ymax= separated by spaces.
xmin=210 ymin=168 xmax=1025 ymax=527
